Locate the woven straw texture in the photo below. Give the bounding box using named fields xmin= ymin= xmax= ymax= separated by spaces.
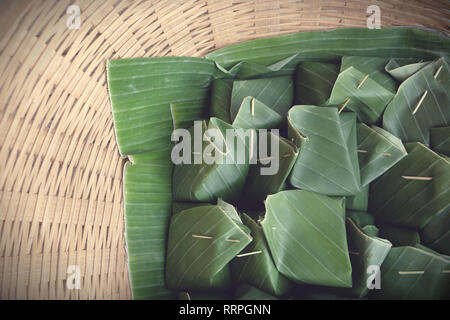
xmin=0 ymin=0 xmax=448 ymax=300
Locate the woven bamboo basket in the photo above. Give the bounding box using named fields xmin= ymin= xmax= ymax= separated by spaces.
xmin=0 ymin=0 xmax=448 ymax=300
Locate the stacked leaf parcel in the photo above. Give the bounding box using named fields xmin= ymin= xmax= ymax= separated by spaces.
xmin=107 ymin=27 xmax=450 ymax=300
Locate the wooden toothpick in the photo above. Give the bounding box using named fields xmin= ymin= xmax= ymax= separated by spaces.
xmin=236 ymin=251 xmax=262 ymax=258
xmin=357 ymin=74 xmax=369 ymax=89
xmin=251 ymin=98 xmax=255 ymax=116
xmin=382 ymin=152 xmax=392 ymax=156
xmin=412 ymin=90 xmax=428 ymax=114
xmin=398 ymin=271 xmax=425 ymax=275
xmin=357 ymin=149 xmax=368 ymax=153
xmin=282 ymin=153 xmax=291 ymax=158
xmin=192 ymin=234 xmax=214 ymax=240
xmin=399 ymin=270 xmax=450 ymax=275
xmin=434 ymin=65 xmax=443 ymax=79
xmin=226 ymin=238 xmax=240 ymax=243
xmin=401 ymin=175 xmax=433 ymax=181
xmin=338 ymin=97 xmax=351 ymax=114
xmin=249 ymin=130 xmax=255 ymax=161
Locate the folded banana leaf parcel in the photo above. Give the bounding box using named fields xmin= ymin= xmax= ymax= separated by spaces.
xmin=107 ymin=27 xmax=450 ymax=300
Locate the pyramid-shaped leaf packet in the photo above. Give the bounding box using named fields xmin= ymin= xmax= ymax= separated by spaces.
xmin=370 ymin=142 xmax=450 ymax=229
xmin=340 ymin=56 xmax=396 ymax=92
xmin=371 ymin=246 xmax=450 ymax=299
xmin=231 ymin=213 xmax=292 ymax=296
xmin=230 ymin=76 xmax=294 ymax=120
xmin=166 ymin=204 xmax=252 ymax=291
xmin=383 ymin=58 xmax=450 ymax=145
xmin=356 ymin=124 xmax=407 ymax=186
xmin=172 ymin=117 xmax=250 ymax=202
xmin=288 ymin=105 xmax=361 ymax=196
xmin=232 ymin=96 xmax=283 ymax=129
xmin=328 ymin=66 xmax=394 ymax=123
xmin=294 ymin=61 xmax=339 ymax=105
xmin=241 ymin=132 xmax=299 ymax=205
xmin=385 ymin=58 xmax=430 ymax=82
xmin=261 ymin=190 xmax=352 ymax=287
xmin=344 ymin=217 xmax=392 ymax=298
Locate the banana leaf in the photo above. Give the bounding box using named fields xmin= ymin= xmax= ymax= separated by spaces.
xmin=346 ymin=185 xmax=369 ymax=212
xmin=377 ymin=223 xmax=421 ymax=246
xmin=123 ymin=162 xmax=173 ymax=299
xmin=217 ymin=198 xmax=251 ymax=233
xmin=108 ymin=57 xmax=219 ymax=156
xmin=346 ymin=210 xmax=379 ymax=238
xmin=210 ymin=78 xmax=233 ymax=123
xmin=421 ymin=207 xmax=450 ymax=256
xmin=109 ymin=27 xmax=450 ymax=301
xmin=346 ymin=210 xmax=375 ymax=228
xmin=225 ymin=54 xmax=299 ymax=79
xmin=230 ymin=76 xmax=294 ymax=120
xmin=210 ymin=55 xmax=301 ymax=124
xmin=370 ymin=246 xmax=450 ymax=299
xmin=166 ymin=204 xmax=252 ymax=291
xmin=172 ymin=202 xmax=210 ymax=215
xmin=261 ymin=190 xmax=352 ymax=287
xmin=341 ymin=111 xmax=361 ymax=186
xmin=430 ymin=126 xmax=450 ymax=156
xmin=241 ymin=209 xmax=265 ymax=223
xmin=288 ymin=106 xmax=361 ymax=196
xmin=171 ymin=102 xmax=207 ymax=130
xmin=414 ymin=244 xmax=450 ymax=259
xmin=241 ymin=133 xmax=299 ymax=206
xmin=382 ymin=58 xmax=450 ymax=145
xmin=327 ymin=66 xmax=395 ymax=123
xmin=340 ymin=56 xmax=396 ymax=92
xmin=181 ymin=291 xmax=233 ymax=300
xmin=362 ymin=225 xmax=380 ymax=238
xmin=178 ymin=292 xmax=191 ymax=300
xmin=128 ymin=150 xmax=171 ymax=165
xmin=234 ymin=284 xmax=278 ymax=300
xmin=356 ymin=124 xmax=407 ymax=186
xmin=227 ymin=61 xmax=271 ymax=79
xmin=230 ymin=214 xmax=292 ymax=296
xmin=385 ymin=58 xmax=431 ymax=82
xmin=344 ymin=217 xmax=392 ymax=298
xmin=172 ymin=117 xmax=250 ymax=203
xmin=293 ymin=285 xmax=364 ymax=300
xmin=370 ymin=142 xmax=450 ymax=229
xmin=206 ymin=27 xmax=450 ymax=69
xmin=232 ymin=96 xmax=283 ymax=129
xmin=294 ymin=62 xmax=339 ymax=105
